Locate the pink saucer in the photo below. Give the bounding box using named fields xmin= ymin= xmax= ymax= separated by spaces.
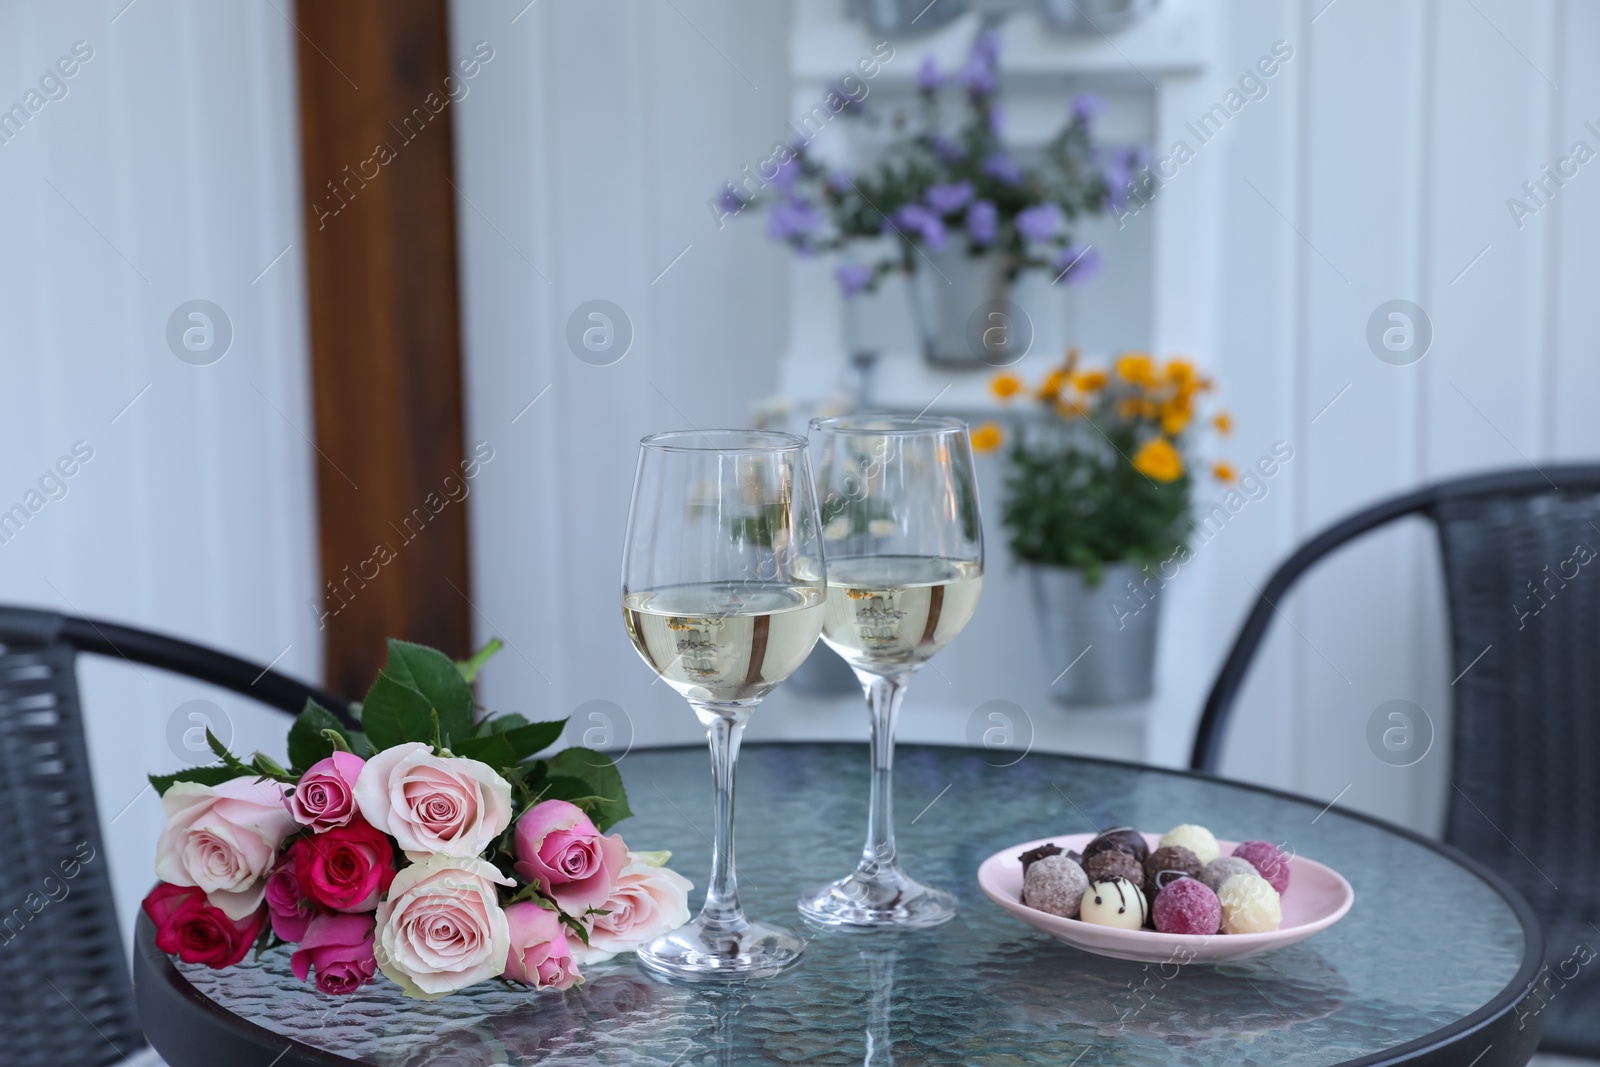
xmin=978 ymin=832 xmax=1354 ymax=963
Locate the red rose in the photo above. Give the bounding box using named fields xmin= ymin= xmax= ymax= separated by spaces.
xmin=293 ymin=818 xmax=396 ymax=913
xmin=142 ymin=882 xmax=266 ymax=969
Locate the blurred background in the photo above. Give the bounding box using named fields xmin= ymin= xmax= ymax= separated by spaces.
xmin=0 ymin=0 xmax=1594 ymax=992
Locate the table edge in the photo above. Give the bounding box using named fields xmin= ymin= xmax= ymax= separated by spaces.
xmin=133 ymin=741 xmax=1547 ymax=1067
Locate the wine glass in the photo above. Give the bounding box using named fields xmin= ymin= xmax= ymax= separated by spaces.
xmin=798 ymin=415 xmax=984 ymax=929
xmin=621 ymin=429 xmax=826 ymax=980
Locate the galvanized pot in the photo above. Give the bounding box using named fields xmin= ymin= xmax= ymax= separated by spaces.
xmin=909 ymin=248 xmax=1018 ymax=367
xmin=1039 ymin=0 xmax=1159 ymax=34
xmin=1027 ymin=561 xmax=1161 ymax=705
xmin=847 ymin=0 xmax=967 ymax=36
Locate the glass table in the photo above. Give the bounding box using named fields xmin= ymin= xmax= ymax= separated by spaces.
xmin=135 ymin=743 xmax=1545 ymax=1066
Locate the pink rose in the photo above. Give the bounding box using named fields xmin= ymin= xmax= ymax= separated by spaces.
xmin=143 ymin=882 xmax=266 ymax=969
xmin=287 ymin=751 xmax=365 ymax=832
xmin=374 ymin=855 xmax=513 ymax=1000
xmin=264 ymin=852 xmax=321 ymax=942
xmin=291 ymin=912 xmax=378 ymax=995
xmin=502 ymin=901 xmax=582 ymax=990
xmin=292 ymin=817 xmax=396 ymax=913
xmin=154 ymin=777 xmax=297 ymax=920
xmin=571 ymin=855 xmax=692 ymax=964
xmin=512 ymin=799 xmax=628 ymax=915
xmin=354 ymin=742 xmax=512 ymax=859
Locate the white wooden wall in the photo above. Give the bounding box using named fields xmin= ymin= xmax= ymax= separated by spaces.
xmin=1205 ymin=0 xmax=1600 ymax=835
xmin=454 ymin=0 xmax=1600 ymax=838
xmin=0 ymin=0 xmax=320 ymax=955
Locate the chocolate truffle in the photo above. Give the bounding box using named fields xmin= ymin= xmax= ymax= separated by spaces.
xmin=1082 ymin=848 xmax=1143 ymax=887
xmin=1018 ymin=842 xmax=1064 ymax=874
xmin=1197 ymin=855 xmax=1256 ymax=895
xmin=1079 ymin=878 xmax=1148 ymax=930
xmin=1144 ymin=845 xmax=1203 ymax=900
xmin=1151 ymin=877 xmax=1221 ymax=935
xmin=1158 ymin=824 xmax=1220 ymax=865
xmin=1232 ymin=840 xmax=1292 ymax=895
xmin=1217 ymin=872 xmax=1282 ymax=934
xmin=1081 ymin=827 xmax=1149 ymax=865
xmin=1022 ymin=854 xmax=1089 ymax=918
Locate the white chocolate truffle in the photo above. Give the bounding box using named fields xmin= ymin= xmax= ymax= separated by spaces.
xmin=1023 ymin=854 xmax=1089 ymax=918
xmin=1159 ymin=824 xmax=1220 ymax=865
xmin=1217 ymin=872 xmax=1282 ymax=934
xmin=1078 ymin=878 xmax=1148 ymax=930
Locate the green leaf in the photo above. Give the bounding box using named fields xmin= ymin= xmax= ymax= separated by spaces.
xmin=321 ymin=729 xmax=352 ymax=754
xmin=545 ymin=748 xmax=632 ymax=831
xmin=483 ymin=713 xmax=530 ymax=735
xmin=533 ymin=775 xmax=610 ymax=809
xmin=456 ymin=638 xmax=504 ymax=684
xmin=455 ymin=719 xmax=565 ymax=770
xmin=207 ymin=728 xmax=245 ymax=768
xmin=149 ymin=765 xmax=253 ymax=796
xmin=288 ymin=700 xmax=352 ymax=773
xmin=361 ymin=670 xmax=440 ymax=751
xmin=452 ymin=733 xmax=518 ymax=769
xmin=383 ymin=640 xmax=474 ymax=746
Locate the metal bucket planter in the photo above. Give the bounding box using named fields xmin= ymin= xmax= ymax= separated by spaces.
xmin=909 ymin=249 xmax=1019 ymax=367
xmin=1028 ymin=561 xmax=1161 ymax=705
xmin=1039 ymin=0 xmax=1159 ymax=34
xmin=847 ymin=0 xmax=967 ymax=36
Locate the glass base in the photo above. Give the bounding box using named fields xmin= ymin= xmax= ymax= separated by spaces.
xmin=797 ymin=866 xmax=957 ymax=930
xmin=635 ymin=914 xmax=806 ymax=983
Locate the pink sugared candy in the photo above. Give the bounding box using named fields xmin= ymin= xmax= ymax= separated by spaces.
xmin=1151 ymin=877 xmax=1221 ymax=935
xmin=1232 ymin=840 xmax=1291 ymax=895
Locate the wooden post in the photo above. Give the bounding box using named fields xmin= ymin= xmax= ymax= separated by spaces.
xmin=293 ymin=0 xmax=471 ymax=698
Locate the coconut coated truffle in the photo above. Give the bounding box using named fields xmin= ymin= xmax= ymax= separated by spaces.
xmin=1022 ymin=854 xmax=1089 ymax=918
xmin=1197 ymin=855 xmax=1256 ymax=895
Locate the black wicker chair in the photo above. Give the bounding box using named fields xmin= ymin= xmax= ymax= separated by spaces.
xmin=1189 ymin=465 xmax=1600 ymax=1059
xmin=0 ymin=605 xmax=354 ymax=1067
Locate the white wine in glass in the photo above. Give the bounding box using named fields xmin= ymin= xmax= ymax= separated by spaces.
xmin=799 ymin=415 xmax=984 ymax=930
xmin=624 ymin=583 xmax=825 ymax=708
xmin=621 ymin=429 xmax=825 ymax=980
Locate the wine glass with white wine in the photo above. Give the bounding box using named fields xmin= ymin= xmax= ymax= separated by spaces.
xmin=798 ymin=415 xmax=984 ymax=929
xmin=621 ymin=429 xmax=826 ymax=979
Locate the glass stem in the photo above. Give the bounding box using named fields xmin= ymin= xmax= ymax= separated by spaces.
xmin=859 ymin=672 xmax=909 ymax=879
xmin=695 ymin=705 xmax=748 ymax=931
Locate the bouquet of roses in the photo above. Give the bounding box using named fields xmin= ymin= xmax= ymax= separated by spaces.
xmin=142 ymin=639 xmax=689 ymax=999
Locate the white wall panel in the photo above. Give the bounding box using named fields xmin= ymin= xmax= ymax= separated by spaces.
xmin=0 ymin=0 xmax=319 ymax=956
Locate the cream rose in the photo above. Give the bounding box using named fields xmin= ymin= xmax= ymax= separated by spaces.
xmin=570 ymin=853 xmax=692 ymax=965
xmin=353 ymin=742 xmax=512 ymax=860
xmin=154 ymin=777 xmax=297 ymax=920
xmin=373 ymin=855 xmax=514 ymax=1000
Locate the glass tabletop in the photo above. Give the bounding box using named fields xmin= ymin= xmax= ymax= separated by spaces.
xmin=172 ymin=743 xmax=1532 ymax=1066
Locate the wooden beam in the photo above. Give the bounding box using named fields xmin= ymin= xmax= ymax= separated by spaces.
xmin=293 ymin=0 xmax=471 ymax=698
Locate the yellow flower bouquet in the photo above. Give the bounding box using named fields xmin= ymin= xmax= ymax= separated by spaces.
xmin=975 ymin=351 xmax=1230 ymax=583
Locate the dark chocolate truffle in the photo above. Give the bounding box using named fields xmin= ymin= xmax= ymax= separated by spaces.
xmin=1018 ymin=842 xmax=1064 ymax=874
xmin=1082 ymin=848 xmax=1143 ymax=887
xmin=1144 ymin=845 xmax=1203 ymax=900
xmin=1081 ymin=826 xmax=1149 ymax=865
